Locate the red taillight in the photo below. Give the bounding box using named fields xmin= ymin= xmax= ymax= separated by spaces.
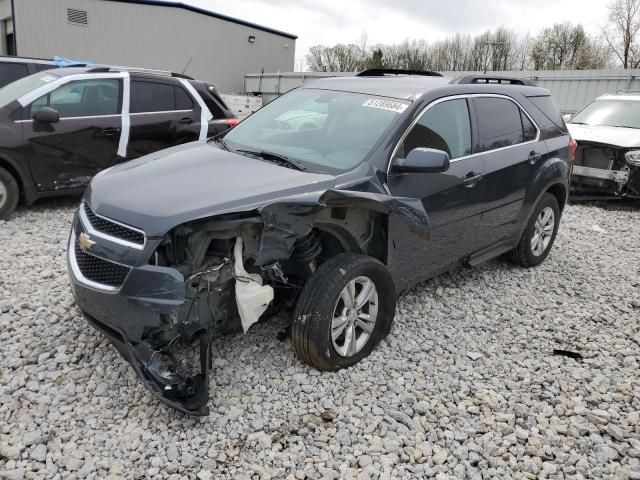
xmin=227 ymin=118 xmax=239 ymax=127
xmin=569 ymin=138 xmax=577 ymax=162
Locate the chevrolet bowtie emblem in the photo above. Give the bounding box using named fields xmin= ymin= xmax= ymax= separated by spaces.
xmin=78 ymin=232 xmax=96 ymax=250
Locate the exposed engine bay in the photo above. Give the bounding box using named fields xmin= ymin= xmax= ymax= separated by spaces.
xmin=571 ymin=141 xmax=640 ymax=198
xmin=107 ymin=206 xmax=388 ymax=415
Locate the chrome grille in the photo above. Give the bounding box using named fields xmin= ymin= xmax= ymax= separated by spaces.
xmin=74 ymin=242 xmax=131 ymax=287
xmin=83 ymin=203 xmax=145 ymax=246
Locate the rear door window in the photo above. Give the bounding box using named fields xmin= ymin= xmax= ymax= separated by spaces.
xmin=131 ymin=81 xmax=175 ymax=113
xmin=474 ymin=97 xmax=529 ymax=152
xmin=131 ymin=81 xmax=197 ymax=113
xmin=0 ymin=62 xmax=29 ymax=88
xmin=175 ymin=86 xmax=194 ymax=110
xmin=397 ymin=98 xmax=472 ymax=160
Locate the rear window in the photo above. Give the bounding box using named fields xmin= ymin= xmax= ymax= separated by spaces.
xmin=527 ymin=95 xmax=567 ymax=132
xmin=0 ymin=62 xmax=29 ymax=88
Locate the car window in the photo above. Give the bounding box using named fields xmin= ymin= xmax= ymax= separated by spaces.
xmin=397 ymin=98 xmax=472 ymax=160
xmin=202 ymin=86 xmax=227 ymax=118
xmin=0 ymin=62 xmax=29 ymax=88
xmin=175 ymin=86 xmax=194 ymax=110
xmin=0 ymin=71 xmax=61 ymax=109
xmin=569 ymin=99 xmax=640 ymax=129
xmin=475 ymin=97 xmax=529 ymax=152
xmin=30 ymin=79 xmax=121 ymax=118
xmin=131 ymin=81 xmax=176 ymax=113
xmin=522 ymin=111 xmax=537 ymax=142
xmin=223 ymin=88 xmax=408 ymax=174
xmin=527 ymin=95 xmax=566 ymax=132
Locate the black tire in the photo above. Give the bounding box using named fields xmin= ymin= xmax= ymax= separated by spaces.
xmin=509 ymin=193 xmax=560 ymax=267
xmin=292 ymin=253 xmax=396 ymax=371
xmin=0 ymin=167 xmax=19 ymax=220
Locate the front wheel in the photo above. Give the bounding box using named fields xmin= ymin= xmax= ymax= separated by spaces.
xmin=509 ymin=192 xmax=560 ymax=267
xmin=291 ymin=253 xmax=396 ymax=371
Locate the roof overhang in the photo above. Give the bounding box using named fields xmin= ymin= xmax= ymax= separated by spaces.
xmin=103 ymin=0 xmax=298 ymax=40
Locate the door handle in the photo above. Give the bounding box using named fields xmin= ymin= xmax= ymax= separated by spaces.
xmin=101 ymin=127 xmax=120 ymax=137
xmin=179 ymin=117 xmax=194 ymax=124
xmin=463 ymin=172 xmax=483 ymax=188
xmin=529 ymin=151 xmax=542 ymax=164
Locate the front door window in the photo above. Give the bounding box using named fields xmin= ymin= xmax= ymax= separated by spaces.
xmin=30 ymin=79 xmax=121 ymax=119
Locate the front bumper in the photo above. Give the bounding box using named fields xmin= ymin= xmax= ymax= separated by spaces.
xmin=67 ymin=207 xmax=212 ymax=416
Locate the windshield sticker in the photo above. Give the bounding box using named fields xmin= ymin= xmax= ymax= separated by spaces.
xmin=362 ymin=98 xmax=408 ymax=114
xmin=40 ymin=75 xmax=57 ymax=83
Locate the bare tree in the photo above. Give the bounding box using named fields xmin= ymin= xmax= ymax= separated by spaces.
xmin=305 ymin=22 xmax=610 ymax=72
xmin=531 ymin=23 xmax=609 ymax=70
xmin=603 ymin=0 xmax=640 ymax=68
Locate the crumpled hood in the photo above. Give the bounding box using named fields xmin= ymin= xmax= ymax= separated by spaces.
xmin=85 ymin=142 xmax=336 ymax=237
xmin=567 ymin=123 xmax=640 ymax=149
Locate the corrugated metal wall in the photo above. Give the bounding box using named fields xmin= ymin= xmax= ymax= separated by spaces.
xmin=245 ymin=70 xmax=640 ymax=113
xmin=7 ymin=0 xmax=295 ymax=92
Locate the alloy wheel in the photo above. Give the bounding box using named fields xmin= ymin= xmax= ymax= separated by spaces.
xmin=331 ymin=276 xmax=379 ymax=357
xmin=531 ymin=207 xmax=555 ymax=256
xmin=0 ymin=181 xmax=7 ymax=209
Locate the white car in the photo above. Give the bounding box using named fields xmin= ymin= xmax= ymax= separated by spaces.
xmin=567 ymin=92 xmax=640 ymax=197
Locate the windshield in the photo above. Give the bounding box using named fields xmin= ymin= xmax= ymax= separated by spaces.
xmin=570 ymin=99 xmax=640 ymax=129
xmin=0 ymin=71 xmax=60 ymax=109
xmin=222 ymin=88 xmax=410 ymax=174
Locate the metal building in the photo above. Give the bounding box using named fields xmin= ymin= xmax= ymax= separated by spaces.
xmin=0 ymin=0 xmax=297 ymax=92
xmin=245 ymin=69 xmax=640 ymax=113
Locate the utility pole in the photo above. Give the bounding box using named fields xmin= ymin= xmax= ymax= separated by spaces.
xmin=10 ymin=0 xmax=17 ymax=55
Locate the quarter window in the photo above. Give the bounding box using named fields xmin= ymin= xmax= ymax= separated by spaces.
xmin=522 ymin=111 xmax=537 ymax=142
xmin=397 ymin=98 xmax=472 ymax=160
xmin=30 ymin=79 xmax=121 ymax=118
xmin=474 ymin=97 xmax=535 ymax=152
xmin=131 ymin=81 xmax=195 ymax=113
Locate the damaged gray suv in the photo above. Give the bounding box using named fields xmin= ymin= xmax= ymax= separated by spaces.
xmin=67 ymin=70 xmax=572 ymax=415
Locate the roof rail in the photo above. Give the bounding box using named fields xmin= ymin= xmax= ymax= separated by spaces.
xmin=356 ymin=68 xmax=443 ymax=78
xmin=452 ymin=75 xmax=536 ymax=86
xmin=85 ymin=65 xmax=194 ymax=80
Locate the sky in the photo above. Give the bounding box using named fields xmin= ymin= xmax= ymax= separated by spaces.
xmin=171 ymin=0 xmax=611 ymax=69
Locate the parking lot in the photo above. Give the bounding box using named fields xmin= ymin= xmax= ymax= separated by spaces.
xmin=0 ymin=199 xmax=638 ymax=480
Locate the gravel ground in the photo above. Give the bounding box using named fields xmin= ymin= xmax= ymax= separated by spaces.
xmin=0 ymin=199 xmax=639 ymax=480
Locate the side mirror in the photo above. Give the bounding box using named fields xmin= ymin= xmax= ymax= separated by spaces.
xmin=391 ymin=147 xmax=450 ymax=174
xmin=33 ymin=107 xmax=60 ymax=124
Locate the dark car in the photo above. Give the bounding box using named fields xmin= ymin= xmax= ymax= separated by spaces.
xmin=0 ymin=55 xmax=91 ymax=88
xmin=567 ymin=92 xmax=640 ymax=198
xmin=0 ymin=66 xmax=237 ymax=218
xmin=67 ymin=70 xmax=572 ymax=415
xmin=0 ymin=56 xmax=57 ymax=88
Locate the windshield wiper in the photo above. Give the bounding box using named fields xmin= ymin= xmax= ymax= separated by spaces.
xmin=611 ymin=124 xmax=640 ymax=129
xmin=212 ymin=137 xmax=229 ymax=150
xmin=235 ymin=149 xmax=308 ymax=172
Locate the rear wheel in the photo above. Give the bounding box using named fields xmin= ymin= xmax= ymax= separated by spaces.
xmin=0 ymin=167 xmax=19 ymax=220
xmin=291 ymin=253 xmax=396 ymax=371
xmin=509 ymin=193 xmax=560 ymax=267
